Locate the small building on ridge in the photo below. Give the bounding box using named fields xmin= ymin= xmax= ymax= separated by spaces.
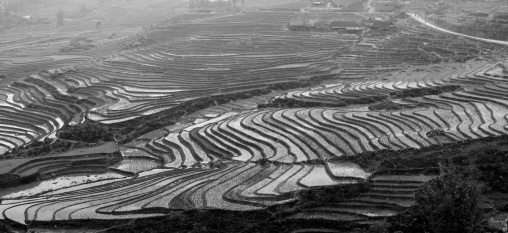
xmin=329 ymin=20 xmax=362 ymax=32
xmin=362 ymin=16 xmax=384 ymax=26
xmin=289 ymin=19 xmax=308 ymax=30
xmin=369 ymin=20 xmax=396 ymax=30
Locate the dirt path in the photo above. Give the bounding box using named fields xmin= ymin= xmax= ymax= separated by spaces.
xmin=407 ymin=13 xmax=508 ymax=46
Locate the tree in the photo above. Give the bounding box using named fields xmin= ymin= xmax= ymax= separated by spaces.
xmin=391 ymin=167 xmax=486 ymax=233
xmin=55 ymin=9 xmax=64 ymax=28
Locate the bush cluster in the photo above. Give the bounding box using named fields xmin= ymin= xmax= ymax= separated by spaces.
xmin=296 ymin=183 xmax=369 ymax=208
xmin=426 ymin=129 xmax=447 ymax=137
xmin=57 ymin=122 xmax=115 ymax=143
xmin=475 ymin=149 xmax=508 ymax=193
xmin=389 ymin=168 xmax=491 ymax=233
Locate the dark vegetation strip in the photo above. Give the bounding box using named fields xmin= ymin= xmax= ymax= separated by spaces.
xmin=368 ymin=100 xmax=415 ymax=111
xmin=1 ymin=138 xmax=97 ymax=159
xmin=258 ymin=85 xmax=462 ymax=109
xmin=389 ymin=84 xmax=461 ymax=98
xmin=258 ymin=95 xmax=386 ymax=108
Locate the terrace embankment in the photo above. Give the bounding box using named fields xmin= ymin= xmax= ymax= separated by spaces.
xmin=2 ymin=73 xmax=338 ymax=160
xmin=4 ymin=135 xmax=506 ymax=233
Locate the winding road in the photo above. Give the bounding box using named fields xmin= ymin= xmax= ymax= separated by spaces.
xmin=407 ymin=13 xmax=508 ymax=46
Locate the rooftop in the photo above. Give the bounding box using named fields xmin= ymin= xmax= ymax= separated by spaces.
xmin=330 ymin=20 xmax=359 ymax=28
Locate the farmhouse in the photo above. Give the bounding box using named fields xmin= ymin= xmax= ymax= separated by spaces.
xmin=309 ymin=0 xmax=338 ymax=8
xmin=362 ymin=16 xmax=384 ymax=26
xmin=330 ymin=20 xmax=362 ymax=32
xmin=289 ymin=19 xmax=308 ymax=30
xmin=369 ymin=21 xmax=396 ymax=30
xmin=394 ymin=12 xmax=409 ymax=19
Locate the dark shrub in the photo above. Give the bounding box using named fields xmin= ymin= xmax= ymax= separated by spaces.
xmin=426 ymin=129 xmax=447 ymax=137
xmin=296 ymin=182 xmax=369 ymax=208
xmin=67 ymin=86 xmax=77 ymax=93
xmin=58 ymin=122 xmax=114 ymax=143
xmin=476 ymin=150 xmax=508 ymax=193
xmin=452 ymin=155 xmax=470 ymax=166
xmin=391 ymin=167 xmax=486 ymax=233
xmin=478 ymin=165 xmax=508 ymax=193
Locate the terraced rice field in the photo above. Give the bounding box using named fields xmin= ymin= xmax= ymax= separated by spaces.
xmin=0 ymin=159 xmax=374 ymax=224
xmin=125 ymin=66 xmax=508 ymax=167
xmin=2 ymin=60 xmax=508 ymax=224
xmin=0 ymin=9 xmax=507 ymax=229
xmin=0 ymin=12 xmax=486 ymax=154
